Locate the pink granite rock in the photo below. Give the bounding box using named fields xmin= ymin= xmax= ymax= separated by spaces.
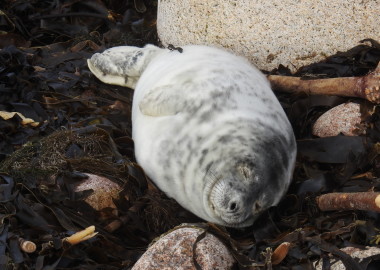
xmin=312 ymin=102 xmax=366 ymax=137
xmin=157 ymin=0 xmax=379 ymax=72
xmin=314 ymin=246 xmax=380 ymax=270
xmin=132 ymin=227 xmax=235 ymax=270
xmin=73 ymin=173 xmax=121 ymax=211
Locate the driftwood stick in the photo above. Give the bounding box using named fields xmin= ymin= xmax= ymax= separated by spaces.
xmin=268 ymin=63 xmax=380 ymax=103
xmin=19 ymin=238 xmax=37 ymax=253
xmin=104 ymin=215 xmax=130 ymax=232
xmin=317 ymin=192 xmax=380 ymax=212
xmin=63 ymin=225 xmax=98 ymax=245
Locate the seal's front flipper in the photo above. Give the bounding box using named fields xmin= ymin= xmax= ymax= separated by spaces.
xmin=139 ymin=84 xmax=185 ymax=117
xmin=87 ymin=44 xmax=164 ymax=89
xmin=139 ymin=77 xmax=223 ymax=117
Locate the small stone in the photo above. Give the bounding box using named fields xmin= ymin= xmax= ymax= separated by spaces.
xmin=314 ymin=246 xmax=380 ymax=270
xmin=73 ymin=173 xmax=121 ymax=211
xmin=131 ymin=227 xmax=235 ymax=270
xmin=312 ymin=102 xmax=365 ymax=137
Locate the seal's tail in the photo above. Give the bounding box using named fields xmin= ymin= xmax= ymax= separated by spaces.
xmin=87 ymin=44 xmax=164 ymax=89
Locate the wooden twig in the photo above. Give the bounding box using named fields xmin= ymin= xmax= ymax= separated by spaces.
xmin=268 ymin=63 xmax=380 ymax=103
xmin=19 ymin=238 xmax=37 ymax=253
xmin=29 ymin=13 xmax=110 ymax=21
xmin=63 ymin=225 xmax=98 ymax=245
xmin=104 ymin=215 xmax=130 ymax=232
xmin=317 ymin=192 xmax=380 ymax=212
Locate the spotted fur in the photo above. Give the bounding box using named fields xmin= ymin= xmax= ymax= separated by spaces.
xmin=88 ymin=44 xmax=297 ymax=227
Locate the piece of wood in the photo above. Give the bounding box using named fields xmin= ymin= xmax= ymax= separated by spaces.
xmin=63 ymin=225 xmax=98 ymax=245
xmin=19 ymin=238 xmax=37 ymax=253
xmin=268 ymin=63 xmax=380 ymax=103
xmin=317 ymin=192 xmax=380 ymax=212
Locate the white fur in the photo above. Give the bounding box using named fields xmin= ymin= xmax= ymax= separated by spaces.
xmin=88 ymin=45 xmax=297 ymax=227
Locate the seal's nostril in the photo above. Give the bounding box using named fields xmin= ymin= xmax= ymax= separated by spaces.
xmin=229 ymin=202 xmax=237 ymax=211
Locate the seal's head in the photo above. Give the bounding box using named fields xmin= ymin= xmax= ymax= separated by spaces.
xmin=203 ymin=162 xmax=284 ymax=227
xmin=87 ymin=45 xmax=163 ymax=89
xmin=201 ymin=132 xmax=295 ymax=227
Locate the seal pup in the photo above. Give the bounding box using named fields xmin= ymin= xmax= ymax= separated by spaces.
xmin=87 ymin=44 xmax=297 ymax=227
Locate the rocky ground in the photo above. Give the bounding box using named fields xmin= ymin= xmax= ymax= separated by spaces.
xmin=0 ymin=1 xmax=380 ymax=269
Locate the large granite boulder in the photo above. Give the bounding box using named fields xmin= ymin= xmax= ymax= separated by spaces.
xmin=157 ymin=0 xmax=379 ymax=72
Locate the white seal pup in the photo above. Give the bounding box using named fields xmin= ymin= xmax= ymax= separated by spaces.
xmin=87 ymin=44 xmax=297 ymax=227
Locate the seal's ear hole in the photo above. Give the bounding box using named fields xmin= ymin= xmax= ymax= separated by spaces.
xmin=253 ymin=202 xmax=261 ymax=212
xmin=237 ymin=163 xmax=252 ymax=180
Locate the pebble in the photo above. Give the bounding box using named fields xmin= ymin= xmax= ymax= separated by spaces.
xmin=72 ymin=173 xmax=121 ymax=211
xmin=312 ymin=102 xmax=365 ymax=137
xmin=314 ymin=246 xmax=380 ymax=270
xmin=131 ymin=227 xmax=235 ymax=270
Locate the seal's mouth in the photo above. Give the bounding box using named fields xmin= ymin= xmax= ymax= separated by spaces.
xmin=221 ymin=215 xmax=255 ymax=228
xmin=202 ymin=166 xmax=224 ymax=222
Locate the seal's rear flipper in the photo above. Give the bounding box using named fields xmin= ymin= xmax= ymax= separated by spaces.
xmin=87 ymin=44 xmax=164 ymax=89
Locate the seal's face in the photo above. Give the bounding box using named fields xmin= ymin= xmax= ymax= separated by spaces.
xmin=202 ymin=132 xmax=294 ymax=227
xmin=203 ymin=162 xmax=265 ymax=227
